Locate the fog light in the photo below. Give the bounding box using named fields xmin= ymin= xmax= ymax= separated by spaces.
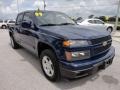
xmin=72 ymin=52 xmax=85 ymax=57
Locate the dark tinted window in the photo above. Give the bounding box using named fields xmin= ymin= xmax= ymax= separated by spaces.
xmin=22 ymin=13 xmax=34 ymax=28
xmin=0 ymin=20 xmax=3 ymax=23
xmin=23 ymin=13 xmax=32 ymax=21
xmin=88 ymin=20 xmax=94 ymax=23
xmin=94 ymin=20 xmax=104 ymax=24
xmin=4 ymin=20 xmax=8 ymax=23
xmin=9 ymin=21 xmax=15 ymax=23
xmin=16 ymin=14 xmax=23 ymax=24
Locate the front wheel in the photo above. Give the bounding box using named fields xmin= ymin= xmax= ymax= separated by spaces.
xmin=107 ymin=27 xmax=113 ymax=33
xmin=40 ymin=49 xmax=60 ymax=82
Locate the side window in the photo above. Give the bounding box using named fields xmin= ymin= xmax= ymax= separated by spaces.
xmin=88 ymin=20 xmax=94 ymax=24
xmin=23 ymin=13 xmax=34 ymax=28
xmin=23 ymin=13 xmax=32 ymax=22
xmin=16 ymin=14 xmax=23 ymax=25
xmin=4 ymin=20 xmax=8 ymax=23
xmin=0 ymin=20 xmax=3 ymax=23
xmin=9 ymin=21 xmax=15 ymax=23
xmin=23 ymin=15 xmax=30 ymax=21
xmin=94 ymin=20 xmax=103 ymax=24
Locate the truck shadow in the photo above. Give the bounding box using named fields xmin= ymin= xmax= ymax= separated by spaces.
xmin=14 ymin=46 xmax=103 ymax=89
xmin=102 ymin=75 xmax=119 ymax=85
xmin=54 ymin=74 xmax=100 ymax=90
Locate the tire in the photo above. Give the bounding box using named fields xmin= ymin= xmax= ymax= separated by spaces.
xmin=1 ymin=25 xmax=7 ymax=29
xmin=40 ymin=49 xmax=60 ymax=82
xmin=107 ymin=27 xmax=113 ymax=33
xmin=10 ymin=36 xmax=20 ymax=49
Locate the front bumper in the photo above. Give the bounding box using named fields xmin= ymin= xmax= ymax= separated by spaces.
xmin=59 ymin=46 xmax=115 ymax=78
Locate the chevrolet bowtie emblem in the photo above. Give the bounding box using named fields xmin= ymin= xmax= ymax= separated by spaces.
xmin=103 ymin=41 xmax=107 ymax=46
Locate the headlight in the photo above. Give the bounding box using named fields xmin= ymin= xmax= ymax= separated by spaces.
xmin=63 ymin=40 xmax=89 ymax=47
xmin=65 ymin=50 xmax=90 ymax=61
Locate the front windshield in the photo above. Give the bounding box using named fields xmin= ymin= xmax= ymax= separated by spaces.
xmin=35 ymin=11 xmax=76 ymax=26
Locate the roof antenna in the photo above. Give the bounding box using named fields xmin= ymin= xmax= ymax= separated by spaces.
xmin=17 ymin=0 xmax=19 ymax=13
xmin=38 ymin=0 xmax=46 ymax=10
xmin=43 ymin=0 xmax=46 ymax=10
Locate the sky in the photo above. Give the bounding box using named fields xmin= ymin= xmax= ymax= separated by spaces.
xmin=0 ymin=0 xmax=119 ymax=19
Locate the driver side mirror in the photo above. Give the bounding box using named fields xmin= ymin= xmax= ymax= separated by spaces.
xmin=21 ymin=21 xmax=31 ymax=28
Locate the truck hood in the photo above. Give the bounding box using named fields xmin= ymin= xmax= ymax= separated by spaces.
xmin=40 ymin=25 xmax=110 ymax=40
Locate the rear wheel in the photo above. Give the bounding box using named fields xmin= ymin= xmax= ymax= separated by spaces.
xmin=1 ymin=25 xmax=7 ymax=29
xmin=40 ymin=49 xmax=60 ymax=82
xmin=10 ymin=36 xmax=20 ymax=49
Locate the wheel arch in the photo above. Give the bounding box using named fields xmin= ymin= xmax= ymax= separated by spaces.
xmin=37 ymin=41 xmax=57 ymax=58
xmin=1 ymin=24 xmax=7 ymax=27
xmin=107 ymin=26 xmax=113 ymax=29
xmin=107 ymin=26 xmax=113 ymax=32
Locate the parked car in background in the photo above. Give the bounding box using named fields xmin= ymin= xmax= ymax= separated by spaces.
xmin=0 ymin=20 xmax=15 ymax=29
xmin=77 ymin=19 xmax=115 ymax=33
xmin=0 ymin=20 xmax=7 ymax=29
xmin=7 ymin=20 xmax=16 ymax=29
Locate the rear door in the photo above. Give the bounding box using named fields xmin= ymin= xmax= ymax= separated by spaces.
xmin=20 ymin=12 xmax=37 ymax=52
xmin=13 ymin=13 xmax=24 ymax=43
xmin=93 ymin=20 xmax=106 ymax=29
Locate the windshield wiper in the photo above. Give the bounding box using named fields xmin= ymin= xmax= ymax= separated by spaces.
xmin=40 ymin=23 xmax=75 ymax=26
xmin=40 ymin=24 xmax=59 ymax=26
xmin=59 ymin=23 xmax=75 ymax=25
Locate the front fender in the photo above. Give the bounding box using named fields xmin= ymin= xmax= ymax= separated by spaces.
xmin=37 ymin=33 xmax=65 ymax=61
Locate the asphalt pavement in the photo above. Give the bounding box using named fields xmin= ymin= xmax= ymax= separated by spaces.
xmin=112 ymin=31 xmax=120 ymax=42
xmin=0 ymin=29 xmax=120 ymax=90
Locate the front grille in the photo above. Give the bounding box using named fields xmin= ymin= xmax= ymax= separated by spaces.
xmin=93 ymin=43 xmax=111 ymax=55
xmin=91 ymin=35 xmax=111 ymax=45
xmin=91 ymin=35 xmax=112 ymax=56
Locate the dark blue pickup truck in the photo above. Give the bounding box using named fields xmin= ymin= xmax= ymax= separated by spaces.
xmin=9 ymin=10 xmax=115 ymax=82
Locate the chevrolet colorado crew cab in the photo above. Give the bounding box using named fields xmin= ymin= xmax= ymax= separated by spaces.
xmin=9 ymin=10 xmax=115 ymax=82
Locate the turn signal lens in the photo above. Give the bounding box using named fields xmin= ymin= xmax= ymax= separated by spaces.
xmin=63 ymin=41 xmax=71 ymax=47
xmin=63 ymin=40 xmax=88 ymax=47
xmin=63 ymin=40 xmax=75 ymax=47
